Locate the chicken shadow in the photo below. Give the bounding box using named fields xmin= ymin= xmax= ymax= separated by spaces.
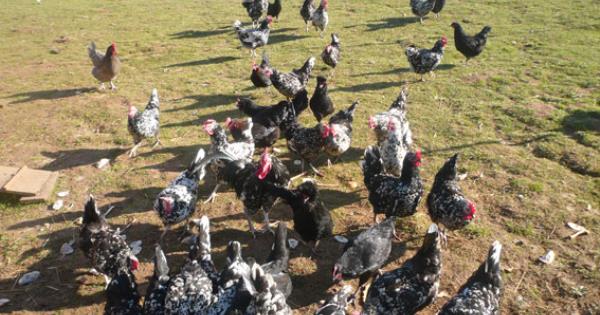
xmin=163 ymin=108 xmax=241 ymax=129
xmin=269 ymin=33 xmax=309 ymax=45
xmin=166 ymin=56 xmax=240 ymax=68
xmin=40 ymin=148 xmax=128 ymax=171
xmin=6 ymin=88 xmax=95 ymax=105
xmin=164 ymin=93 xmax=242 ymax=113
xmin=137 ymin=144 xmax=201 ymax=172
xmin=170 ymin=27 xmax=231 ymax=39
xmin=335 ymin=81 xmax=401 ymax=92
xmin=561 ymin=109 xmax=600 ymax=135
xmin=351 ymin=67 xmax=411 ymax=77
xmin=366 ymin=17 xmax=420 ymax=32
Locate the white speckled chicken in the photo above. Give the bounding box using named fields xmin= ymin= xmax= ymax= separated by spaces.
xmin=127 ymin=88 xmax=160 ymax=158
xmin=233 ymin=16 xmax=273 ymax=58
xmin=104 ymin=268 xmax=142 ymax=315
xmin=369 ymin=88 xmax=412 ymax=150
xmin=321 ymin=33 xmax=341 ymax=70
xmin=311 ymin=0 xmax=329 ymax=37
xmin=315 ymin=285 xmax=355 ymax=315
xmin=410 ymin=0 xmax=437 ymax=23
xmin=363 ymin=224 xmax=442 ymax=315
xmin=325 ymin=101 xmax=358 ymax=165
xmin=242 ymin=0 xmax=269 ymax=26
xmin=405 ymin=37 xmax=447 ymax=81
xmin=143 ymin=246 xmax=170 ymax=315
xmin=269 ymin=57 xmax=316 ymax=100
xmin=300 ymin=0 xmax=316 ymax=31
xmin=438 ymin=241 xmax=503 ymax=315
xmin=247 ymin=261 xmax=293 ymax=315
xmin=190 ymin=216 xmax=220 ymax=292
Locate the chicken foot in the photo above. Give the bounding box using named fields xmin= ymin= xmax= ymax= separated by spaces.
xmin=204 ymin=184 xmax=220 ymax=204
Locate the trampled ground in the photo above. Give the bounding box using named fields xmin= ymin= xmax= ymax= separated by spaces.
xmin=0 ymin=0 xmax=598 ymax=314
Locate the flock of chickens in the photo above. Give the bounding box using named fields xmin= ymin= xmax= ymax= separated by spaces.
xmin=80 ymin=0 xmax=501 ymax=314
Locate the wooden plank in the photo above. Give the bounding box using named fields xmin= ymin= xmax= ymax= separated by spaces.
xmin=2 ymin=166 xmax=53 ymax=196
xmin=0 ymin=166 xmax=19 ymax=188
xmin=20 ymin=172 xmax=59 ymax=204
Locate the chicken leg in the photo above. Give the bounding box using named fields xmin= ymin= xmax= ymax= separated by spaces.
xmin=204 ymin=184 xmax=220 ymax=204
xmin=128 ymin=141 xmax=144 ymax=158
xmin=245 ymin=209 xmax=258 ymax=238
xmin=98 ymin=82 xmax=106 ymax=91
xmin=109 ymin=81 xmax=117 ymax=90
xmin=151 ymin=136 xmax=162 ymax=150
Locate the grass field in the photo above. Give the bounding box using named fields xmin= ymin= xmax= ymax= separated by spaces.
xmin=0 ymin=0 xmax=598 ymax=313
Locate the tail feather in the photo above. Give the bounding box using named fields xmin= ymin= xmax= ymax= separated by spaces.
xmin=361 ymin=146 xmax=384 ymax=186
xmin=486 ymin=241 xmax=502 ymax=278
xmin=390 ymin=87 xmax=408 ymax=111
xmin=147 ymin=88 xmax=160 ymax=109
xmin=267 ymin=222 xmax=289 ymax=268
xmin=196 ymin=215 xmax=212 ymax=258
xmin=329 ymin=101 xmax=359 ymax=125
xmin=188 ymin=148 xmax=206 ymax=179
xmin=153 ymin=245 xmax=169 ymax=279
xmin=82 ymin=195 xmax=103 ymax=225
xmin=233 ymin=20 xmax=243 ymax=31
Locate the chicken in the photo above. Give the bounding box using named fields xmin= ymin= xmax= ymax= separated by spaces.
xmin=88 ymin=42 xmax=120 ymax=90
xmin=269 ymin=57 xmax=316 ymax=100
xmin=250 ymin=53 xmax=272 ymax=89
xmin=143 ymin=246 xmax=170 ymax=315
xmin=315 ymin=285 xmax=355 ymax=315
xmin=127 ymin=88 xmax=160 ymax=158
xmin=104 ymin=269 xmax=142 ymax=315
xmin=267 ymin=180 xmax=333 ymax=253
xmin=164 ymin=235 xmax=214 ymax=314
xmin=246 ymin=261 xmax=293 ymax=315
xmin=189 ymin=216 xmax=220 ymax=292
xmin=325 ymin=101 xmax=358 ymax=165
xmin=300 ymin=0 xmax=316 ymax=32
xmin=202 ymin=119 xmax=255 ymax=203
xmin=405 ymin=37 xmax=447 ymax=81
xmin=242 ymin=0 xmax=269 ymax=26
xmin=309 ymin=76 xmax=335 ymax=122
xmin=432 ymin=0 xmax=445 ymax=18
xmin=321 ymin=33 xmax=341 ymax=70
xmin=451 ymin=22 xmax=492 ymax=62
xmin=369 ymin=89 xmax=413 ymax=176
xmin=410 ymin=0 xmax=437 ymax=24
xmin=267 ymin=0 xmax=282 ymax=21
xmin=332 ymin=217 xmax=396 ymax=290
xmin=362 ymin=224 xmax=442 ymax=315
xmin=79 ymin=195 xmax=139 ymax=287
xmin=426 ymin=154 xmax=476 ymax=244
xmin=311 ymin=0 xmax=329 ymax=37
xmin=261 ymin=222 xmax=292 ymax=297
xmin=361 ymin=146 xmax=423 ymax=223
xmin=233 ymin=16 xmax=273 ymax=58
xmin=154 ymin=148 xmax=205 ymax=241
xmin=438 ymin=241 xmax=503 ymax=315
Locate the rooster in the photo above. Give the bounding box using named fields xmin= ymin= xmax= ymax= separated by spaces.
xmin=315 ymin=285 xmax=355 ymax=315
xmin=233 ymin=16 xmax=273 ymax=58
xmin=321 ymin=33 xmax=341 ymax=70
xmin=426 ymin=154 xmax=476 ymax=245
xmin=202 ymin=119 xmax=255 ymax=203
xmin=309 ymin=76 xmax=334 ymax=122
xmin=267 ymin=0 xmax=282 ymax=21
xmin=361 ymin=146 xmax=423 ymax=223
xmin=451 ymin=22 xmax=492 ymax=63
xmin=432 ymin=0 xmax=445 ymax=18
xmin=439 ymin=241 xmax=503 ymax=315
xmin=266 ymin=180 xmax=333 ymax=253
xmin=154 ymin=148 xmax=206 ymax=241
xmin=104 ymin=269 xmax=142 ymax=315
xmin=269 ymin=57 xmax=316 ymax=100
xmin=87 ymin=42 xmax=120 ymax=90
xmin=250 ymin=53 xmax=272 ymax=89
xmin=143 ymin=246 xmax=170 ymax=315
xmin=405 ymin=37 xmax=447 ymax=81
xmin=127 ymin=88 xmax=160 ymax=158
xmin=332 ymin=217 xmax=396 ymax=291
xmin=363 ymin=224 xmax=442 ymax=314
xmin=260 ymin=222 xmax=292 ymax=297
xmin=325 ymin=101 xmax=358 ymax=166
xmin=410 ymin=0 xmax=437 ymax=24
xmin=242 ymin=0 xmax=269 ymax=26
xmin=79 ymin=195 xmax=139 ymax=287
xmin=311 ymin=0 xmax=329 ymax=37
xmin=300 ymin=0 xmax=316 ymax=32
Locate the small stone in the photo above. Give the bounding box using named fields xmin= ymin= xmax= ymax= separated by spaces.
xmin=293 ymin=160 xmax=302 ymax=166
xmin=0 ymin=298 xmax=9 ymax=307
xmin=49 ymin=48 xmax=60 ymax=54
xmin=538 ymin=250 xmax=555 ymax=265
xmin=517 ymin=194 xmax=525 ymax=201
xmin=288 ymin=238 xmax=299 ymax=249
xmin=57 ymin=191 xmax=69 ymax=197
xmin=457 ymin=173 xmax=468 ymax=181
xmin=96 ymin=158 xmax=111 ymax=169
xmin=60 ymin=241 xmax=74 ymax=255
xmin=334 ymin=235 xmax=349 ymax=244
xmin=514 ymin=239 xmax=525 ymax=246
xmin=73 ymin=217 xmax=83 ymax=225
xmin=52 ymin=199 xmax=64 ymax=211
xmin=348 ymin=181 xmax=359 ymax=189
xmin=130 ymin=240 xmax=143 ymax=255
xmin=18 ymin=271 xmax=40 ymax=286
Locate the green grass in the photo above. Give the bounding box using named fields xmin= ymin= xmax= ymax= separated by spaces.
xmin=0 ymin=0 xmax=598 ymax=313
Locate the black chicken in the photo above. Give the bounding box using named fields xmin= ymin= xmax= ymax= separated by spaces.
xmin=405 ymin=37 xmax=447 ymax=81
xmin=410 ymin=0 xmax=437 ymax=24
xmin=267 ymin=0 xmax=282 ymax=21
xmin=426 ymin=154 xmax=476 ymax=244
xmin=104 ymin=269 xmax=142 ymax=315
xmin=309 ymin=76 xmax=334 ymax=122
xmin=250 ymin=53 xmax=272 ymax=88
xmin=439 ymin=241 xmax=503 ymax=315
xmin=325 ymin=101 xmax=358 ymax=165
xmin=361 ymin=146 xmax=423 ymax=223
xmin=261 ymin=222 xmax=293 ymax=297
xmin=269 ymin=57 xmax=316 ymax=100
xmin=300 ymin=0 xmax=316 ymax=32
xmin=332 ymin=217 xmax=396 ymax=289
xmin=267 ymin=180 xmax=333 ymax=253
xmin=362 ymin=223 xmax=442 ymax=315
xmin=315 ymin=285 xmax=355 ymax=315
xmin=321 ymin=33 xmax=341 ymax=70
xmin=451 ymin=22 xmax=492 ymax=62
xmin=432 ymin=0 xmax=445 ymax=18
xmin=79 ymin=195 xmax=139 ymax=287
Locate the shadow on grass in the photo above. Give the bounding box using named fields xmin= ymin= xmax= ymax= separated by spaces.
xmin=269 ymin=33 xmax=309 ymax=45
xmin=166 ymin=56 xmax=240 ymax=68
xmin=366 ymin=17 xmax=420 ymax=32
xmin=561 ymin=109 xmax=600 ymax=134
xmin=335 ymin=81 xmax=401 ymax=92
xmin=170 ymin=27 xmax=230 ymax=39
xmin=164 ymin=94 xmax=242 ymax=112
xmin=351 ymin=67 xmax=410 ymax=77
xmin=163 ymin=108 xmax=241 ymax=129
xmin=41 ymin=148 xmax=127 ymax=171
xmin=6 ymin=88 xmax=96 ymax=104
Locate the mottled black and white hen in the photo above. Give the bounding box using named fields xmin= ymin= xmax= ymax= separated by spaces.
xmin=247 ymin=261 xmax=293 ymax=315
xmin=300 ymin=0 xmax=316 ymax=32
xmin=311 ymin=0 xmax=329 ymax=37
xmin=269 ymin=57 xmax=316 ymax=99
xmin=242 ymin=0 xmax=269 ymax=26
xmin=427 ymin=154 xmax=476 ymax=243
xmin=315 ymin=285 xmax=355 ymax=315
xmin=233 ymin=16 xmax=273 ymax=58
xmin=332 ymin=217 xmax=396 ymax=289
xmin=261 ymin=222 xmax=293 ymax=297
xmin=438 ymin=241 xmax=503 ymax=315
xmin=79 ymin=196 xmax=139 ymax=287
xmin=267 ymin=180 xmax=333 ymax=252
xmin=410 ymin=0 xmax=437 ymax=23
xmin=451 ymin=22 xmax=492 ymax=62
xmin=143 ymin=245 xmax=170 ymax=315
xmin=363 ymin=224 xmax=442 ymax=315
xmin=432 ymin=0 xmax=445 ymax=18
xmin=154 ymin=149 xmax=206 ymax=240
xmin=309 ymin=76 xmax=335 ymax=122
xmin=321 ymin=33 xmax=341 ymax=69
xmin=104 ymin=269 xmax=142 ymax=315
xmin=405 ymin=37 xmax=447 ymax=81
xmin=325 ymin=101 xmax=358 ymax=165
xmin=250 ymin=53 xmax=273 ymax=89
xmin=191 ymin=216 xmax=220 ymax=292
xmin=361 ymin=146 xmax=423 ymax=223
xmin=127 ymin=88 xmax=160 ymax=158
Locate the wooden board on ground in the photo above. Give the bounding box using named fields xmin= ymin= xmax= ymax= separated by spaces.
xmin=0 ymin=166 xmax=19 ymax=188
xmin=20 ymin=171 xmax=59 ymax=204
xmin=1 ymin=166 xmax=54 ymax=196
